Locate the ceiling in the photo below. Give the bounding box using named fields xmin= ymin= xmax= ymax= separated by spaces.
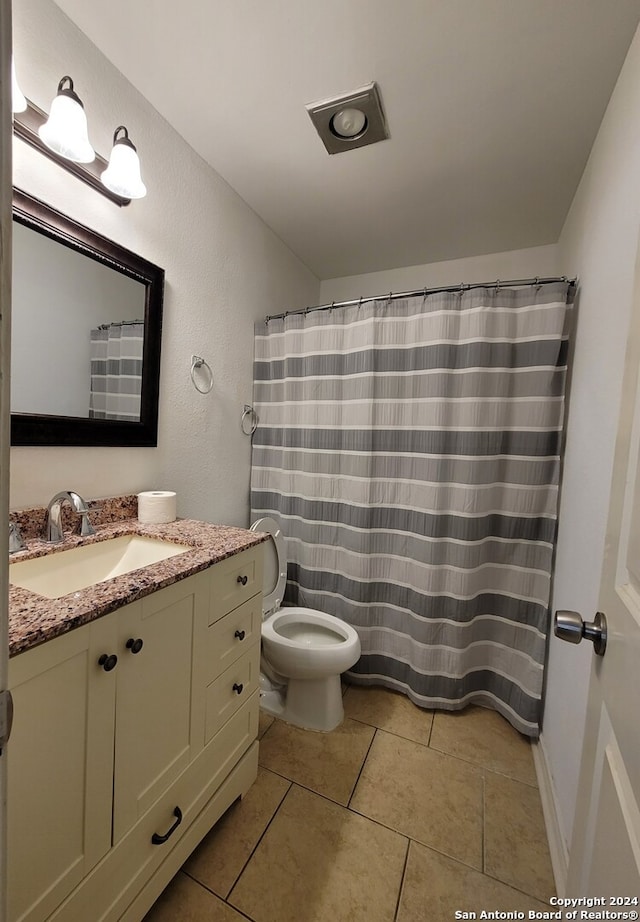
xmin=53 ymin=0 xmax=640 ymax=281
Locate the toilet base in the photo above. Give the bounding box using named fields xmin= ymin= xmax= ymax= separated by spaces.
xmin=259 ymin=687 xmax=285 ymax=719
xmin=260 ymin=674 xmax=345 ymax=732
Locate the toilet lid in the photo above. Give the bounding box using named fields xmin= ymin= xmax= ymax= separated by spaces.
xmin=250 ymin=517 xmax=287 ymax=616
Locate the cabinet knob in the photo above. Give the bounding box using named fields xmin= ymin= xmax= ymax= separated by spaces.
xmin=232 ymin=682 xmax=244 ymax=695
xmin=234 ymin=629 xmax=246 ymax=641
xmin=126 ymin=637 xmax=144 ymax=655
xmin=236 ymin=574 xmax=248 ymax=586
xmin=98 ymin=653 xmax=118 ymax=672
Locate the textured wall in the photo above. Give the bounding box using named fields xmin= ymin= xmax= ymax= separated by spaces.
xmin=319 ymin=244 xmax=559 ymax=303
xmin=10 ymin=0 xmax=319 ymax=524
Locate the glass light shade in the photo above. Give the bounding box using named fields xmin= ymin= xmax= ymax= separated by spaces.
xmin=11 ymin=59 xmax=27 ymax=113
xmin=39 ymin=92 xmax=95 ymax=163
xmin=330 ymin=107 xmax=367 ymax=139
xmin=101 ymin=138 xmax=147 ymax=199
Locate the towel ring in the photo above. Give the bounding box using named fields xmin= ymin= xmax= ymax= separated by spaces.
xmin=190 ymin=355 xmax=213 ymax=394
xmin=241 ymin=405 xmax=258 ymax=435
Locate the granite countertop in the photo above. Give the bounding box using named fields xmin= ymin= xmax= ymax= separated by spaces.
xmin=9 ymin=513 xmax=267 ymax=658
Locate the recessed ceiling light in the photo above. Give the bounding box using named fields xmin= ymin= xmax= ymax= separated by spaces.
xmin=306 ymin=82 xmax=389 ymax=155
xmin=330 ymin=107 xmax=368 ymax=139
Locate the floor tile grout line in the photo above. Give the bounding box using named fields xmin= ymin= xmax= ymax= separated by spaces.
xmin=259 ymin=763 xmax=369 ymax=812
xmin=393 ymin=837 xmax=412 ymax=922
xmin=177 ymin=872 xmax=257 ymax=922
xmin=347 ymin=707 xmax=538 ymax=788
xmin=223 ymin=779 xmax=294 ymax=905
xmin=257 ymin=719 xmax=276 ymax=742
xmin=344 ymin=713 xmax=433 ymax=750
xmin=346 ymin=801 xmax=484 ymax=877
xmin=361 ymin=721 xmax=538 ymax=790
xmin=266 ymin=711 xmax=536 ymax=786
xmin=346 ymin=726 xmax=378 ymax=809
xmin=427 ymin=710 xmax=435 ymax=746
xmin=367 ymin=725 xmax=536 ymax=797
xmin=480 ymin=866 xmax=554 ymax=904
xmin=427 ymin=740 xmax=539 ymax=788
xmin=481 ymin=772 xmax=486 ymax=874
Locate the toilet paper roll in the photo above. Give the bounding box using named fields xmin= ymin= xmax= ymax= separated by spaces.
xmin=137 ymin=491 xmax=177 ymax=524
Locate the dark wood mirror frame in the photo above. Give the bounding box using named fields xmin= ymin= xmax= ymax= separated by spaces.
xmin=11 ymin=188 xmax=164 ymax=447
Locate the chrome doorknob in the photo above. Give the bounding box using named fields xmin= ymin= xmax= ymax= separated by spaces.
xmin=554 ymin=610 xmax=607 ymax=656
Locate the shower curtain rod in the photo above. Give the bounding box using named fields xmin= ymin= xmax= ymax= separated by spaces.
xmin=265 ymin=275 xmax=576 ymax=322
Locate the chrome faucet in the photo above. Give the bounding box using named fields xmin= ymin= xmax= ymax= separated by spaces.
xmin=9 ymin=521 xmax=26 ymax=554
xmin=44 ymin=491 xmax=95 ymax=543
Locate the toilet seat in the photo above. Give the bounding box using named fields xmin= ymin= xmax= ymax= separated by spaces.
xmin=250 ymin=517 xmax=287 ymax=616
xmin=264 ymin=608 xmax=356 ymax=648
xmin=261 ymin=607 xmax=361 ymax=680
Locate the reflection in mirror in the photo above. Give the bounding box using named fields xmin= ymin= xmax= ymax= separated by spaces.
xmin=11 ymin=189 xmax=164 ymax=446
xmin=12 ymin=222 xmax=146 ymax=419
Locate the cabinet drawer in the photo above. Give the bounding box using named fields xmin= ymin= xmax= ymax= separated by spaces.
xmin=205 ymin=642 xmax=260 ymax=744
xmin=208 ymin=546 xmax=263 ymax=625
xmin=205 ymin=594 xmax=262 ymax=684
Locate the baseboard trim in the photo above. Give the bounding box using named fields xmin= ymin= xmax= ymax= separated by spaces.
xmin=532 ymin=737 xmax=569 ymax=896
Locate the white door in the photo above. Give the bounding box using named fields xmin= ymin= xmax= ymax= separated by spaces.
xmin=563 ymin=252 xmax=640 ymax=896
xmin=0 ymin=3 xmax=13 ymax=922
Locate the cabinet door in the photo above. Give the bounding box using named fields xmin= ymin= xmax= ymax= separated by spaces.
xmin=7 ymin=615 xmax=116 ymax=922
xmin=112 ymin=574 xmax=206 ymax=844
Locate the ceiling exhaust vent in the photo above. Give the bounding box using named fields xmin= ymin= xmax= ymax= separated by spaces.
xmin=306 ymin=82 xmax=389 ymax=155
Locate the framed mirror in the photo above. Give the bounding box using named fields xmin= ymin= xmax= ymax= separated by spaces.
xmin=11 ymin=189 xmax=164 ymax=446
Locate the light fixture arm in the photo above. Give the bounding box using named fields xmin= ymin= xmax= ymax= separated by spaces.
xmin=56 ymin=75 xmax=83 ymax=107
xmin=113 ymin=125 xmax=135 ymax=148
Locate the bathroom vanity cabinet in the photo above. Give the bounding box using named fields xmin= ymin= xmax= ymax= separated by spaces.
xmin=7 ymin=544 xmax=263 ymax=922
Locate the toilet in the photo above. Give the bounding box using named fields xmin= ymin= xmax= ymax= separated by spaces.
xmin=250 ymin=517 xmax=361 ymax=732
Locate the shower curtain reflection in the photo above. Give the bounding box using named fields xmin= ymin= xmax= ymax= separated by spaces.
xmin=89 ymin=320 xmax=144 ymax=420
xmin=251 ymin=282 xmax=573 ymax=736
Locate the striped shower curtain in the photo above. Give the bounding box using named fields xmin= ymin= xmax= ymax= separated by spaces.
xmin=89 ymin=321 xmax=144 ymax=420
xmin=251 ymin=281 xmax=573 ymax=736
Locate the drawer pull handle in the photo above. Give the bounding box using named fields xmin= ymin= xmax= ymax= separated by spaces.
xmin=237 ymin=574 xmax=248 ymax=586
xmin=232 ymin=682 xmax=244 ymax=695
xmin=151 ymin=806 xmax=183 ymax=845
xmin=98 ymin=653 xmax=118 ymax=672
xmin=126 ymin=637 xmax=144 ymax=654
xmin=234 ymin=629 xmax=246 ymax=641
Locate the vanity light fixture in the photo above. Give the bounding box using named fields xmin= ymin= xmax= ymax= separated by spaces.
xmin=12 ymin=68 xmax=147 ymax=206
xmin=11 ymin=59 xmax=27 ymax=113
xmin=306 ymin=82 xmax=389 ymax=155
xmin=101 ymin=126 xmax=147 ymax=199
xmin=38 ymin=76 xmax=95 ymax=163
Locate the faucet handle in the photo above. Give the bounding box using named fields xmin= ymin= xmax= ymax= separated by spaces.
xmin=9 ymin=521 xmax=26 ymax=554
xmin=79 ymin=509 xmax=96 ymax=537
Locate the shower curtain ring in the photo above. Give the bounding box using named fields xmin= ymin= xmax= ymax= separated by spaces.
xmin=358 ymin=296 xmax=363 ymax=309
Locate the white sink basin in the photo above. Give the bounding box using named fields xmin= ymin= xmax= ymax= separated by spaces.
xmin=9 ymin=534 xmax=191 ymax=599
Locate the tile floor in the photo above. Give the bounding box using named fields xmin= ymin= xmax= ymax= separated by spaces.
xmin=143 ymin=686 xmax=556 ymax=922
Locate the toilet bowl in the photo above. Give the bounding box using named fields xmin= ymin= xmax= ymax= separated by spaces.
xmin=250 ymin=517 xmax=361 ymax=731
